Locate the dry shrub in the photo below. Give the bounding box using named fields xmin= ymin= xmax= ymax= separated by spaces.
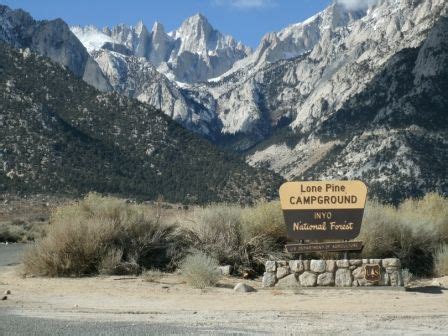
xmin=241 ymin=201 xmax=285 ymax=241
xmin=179 ymin=203 xmax=285 ymax=274
xmin=180 ymin=251 xmax=220 ymax=288
xmin=0 ymin=224 xmax=26 ymax=242
xmin=360 ymin=193 xmax=448 ymax=275
xmin=434 ymin=244 xmax=448 ymax=277
xmin=401 ymin=269 xmax=414 ymax=286
xmin=179 ymin=204 xmax=243 ymax=265
xmin=23 ymin=193 xmax=179 ymax=277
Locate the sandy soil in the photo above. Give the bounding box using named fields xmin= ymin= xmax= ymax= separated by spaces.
xmin=1 ymin=265 xmax=447 ymax=335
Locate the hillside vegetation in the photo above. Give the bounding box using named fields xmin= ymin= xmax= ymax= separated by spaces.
xmin=0 ymin=44 xmax=282 ymax=203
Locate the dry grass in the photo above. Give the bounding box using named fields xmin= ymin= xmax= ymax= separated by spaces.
xmin=434 ymin=244 xmax=448 ymax=277
xmin=180 ymin=251 xmax=220 ymax=289
xmin=23 ymin=193 xmax=179 ymax=277
xmin=141 ymin=269 xmax=164 ymax=282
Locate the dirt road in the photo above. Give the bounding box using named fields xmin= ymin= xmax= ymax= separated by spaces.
xmin=1 ymin=260 xmax=447 ymax=335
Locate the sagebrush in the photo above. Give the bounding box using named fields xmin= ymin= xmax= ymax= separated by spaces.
xmin=180 ymin=251 xmax=220 ymax=288
xmin=23 ymin=193 xmax=179 ymax=276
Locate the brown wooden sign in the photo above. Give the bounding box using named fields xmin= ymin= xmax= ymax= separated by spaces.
xmin=279 ymin=180 xmax=367 ymax=240
xmin=364 ymin=264 xmax=381 ymax=282
xmin=285 ymin=241 xmax=363 ymax=253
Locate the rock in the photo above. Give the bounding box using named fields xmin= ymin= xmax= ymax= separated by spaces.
xmin=352 ymin=280 xmax=359 ymax=287
xmin=349 ymin=259 xmax=362 ymax=266
xmin=310 ymin=260 xmax=326 ymax=273
xmin=326 ymin=260 xmax=336 ymax=273
xmin=389 ymin=270 xmax=403 ymax=287
xmin=276 ymin=266 xmax=290 ymax=279
xmin=262 ymin=272 xmax=276 ymax=287
xmin=317 ymin=272 xmax=334 ymax=286
xmin=277 ymin=261 xmax=288 ymax=267
xmin=217 ymin=265 xmax=232 ymax=276
xmin=4 ymin=290 xmax=11 ymax=295
xmin=336 ymin=260 xmax=350 ymax=268
xmin=276 ymin=274 xmax=299 ymax=288
xmin=431 ymin=279 xmax=442 ymax=287
xmin=362 ymin=259 xmax=369 ymax=264
xmin=335 ymin=269 xmax=352 ymax=287
xmin=265 ymin=261 xmax=276 ymax=272
xmin=352 ymin=267 xmax=365 ymax=279
xmin=234 ymin=283 xmax=256 ymax=293
xmin=349 ymin=266 xmax=357 ymax=271
xmin=1 ymin=296 xmax=6 ymax=301
xmin=386 ymin=267 xmax=399 ymax=274
xmin=382 ymin=258 xmax=400 ymax=268
xmin=289 ymin=260 xmax=304 ymax=273
xmin=369 ymin=259 xmax=382 ymax=265
xmin=380 ymin=272 xmax=390 ymax=286
xmin=299 ymin=271 xmax=317 ymax=287
xmin=303 ymin=260 xmax=310 ymax=271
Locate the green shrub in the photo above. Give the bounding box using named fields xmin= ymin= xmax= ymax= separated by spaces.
xmin=23 ymin=193 xmax=179 ymax=277
xmin=180 ymin=251 xmax=220 ymax=288
xmin=434 ymin=244 xmax=448 ymax=277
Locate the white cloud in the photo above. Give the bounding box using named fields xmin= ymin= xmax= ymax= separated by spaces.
xmin=336 ymin=0 xmax=379 ymax=11
xmin=214 ymin=0 xmax=277 ymax=9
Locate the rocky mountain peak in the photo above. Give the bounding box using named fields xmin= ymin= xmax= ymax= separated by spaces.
xmin=152 ymin=21 xmax=166 ymax=35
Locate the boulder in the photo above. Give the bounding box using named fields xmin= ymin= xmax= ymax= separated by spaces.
xmin=303 ymin=260 xmax=310 ymax=271
xmin=265 ymin=261 xmax=276 ymax=272
xmin=326 ymin=260 xmax=336 ymax=273
xmin=382 ymin=258 xmax=400 ymax=268
xmin=310 ymin=260 xmax=326 ymax=273
xmin=369 ymin=259 xmax=382 ymax=265
xmin=379 ymin=272 xmax=390 ymax=286
xmin=389 ymin=270 xmax=403 ymax=287
xmin=276 ymin=274 xmax=299 ymax=288
xmin=234 ymin=283 xmax=256 ymax=293
xmin=317 ymin=272 xmax=334 ymax=286
xmin=336 ymin=260 xmax=350 ymax=268
xmin=217 ymin=265 xmax=232 ymax=276
xmin=350 ymin=259 xmax=362 ymax=266
xmin=262 ymin=272 xmax=276 ymax=287
xmin=386 ymin=267 xmax=399 ymax=274
xmin=352 ymin=267 xmax=365 ymax=279
xmin=276 ymin=266 xmax=290 ymax=279
xmin=289 ymin=260 xmax=304 ymax=273
xmin=299 ymin=271 xmax=317 ymax=287
xmin=335 ymin=269 xmax=352 ymax=287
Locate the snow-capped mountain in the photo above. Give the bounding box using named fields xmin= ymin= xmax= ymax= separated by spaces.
xmin=72 ymin=14 xmax=252 ymax=84
xmin=0 ymin=5 xmax=110 ymax=92
xmin=91 ymin=48 xmax=221 ymax=136
xmin=1 ymin=0 xmax=446 ymax=202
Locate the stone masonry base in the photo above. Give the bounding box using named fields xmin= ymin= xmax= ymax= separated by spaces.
xmin=262 ymin=258 xmax=403 ymax=288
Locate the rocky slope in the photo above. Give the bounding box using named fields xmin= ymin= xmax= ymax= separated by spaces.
xmin=0 ymin=5 xmax=110 ymax=91
xmin=248 ymin=14 xmax=448 ymax=202
xmin=72 ymin=14 xmax=251 ymax=84
xmin=0 ymin=43 xmax=282 ymax=203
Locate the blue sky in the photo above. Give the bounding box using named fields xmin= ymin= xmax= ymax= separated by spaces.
xmin=2 ymin=0 xmax=332 ymax=47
